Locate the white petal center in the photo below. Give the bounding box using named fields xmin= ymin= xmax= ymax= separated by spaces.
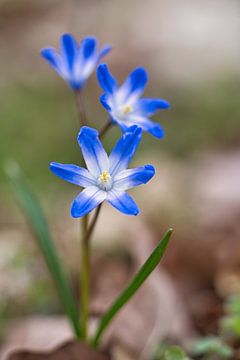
xmin=97 ymin=170 xmax=113 ymax=191
xmin=114 ymin=104 xmax=133 ymax=120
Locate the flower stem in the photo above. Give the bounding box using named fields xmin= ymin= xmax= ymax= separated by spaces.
xmin=74 ymin=90 xmax=87 ymax=126
xmin=99 ymin=120 xmax=112 ymax=139
xmin=86 ymin=204 xmax=102 ymax=240
xmin=79 ymin=205 xmax=102 ymax=341
xmin=80 ymin=214 xmax=89 ymax=340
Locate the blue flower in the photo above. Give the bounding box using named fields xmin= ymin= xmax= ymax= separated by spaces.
xmin=97 ymin=64 xmax=170 ymax=139
xmin=50 ymin=126 xmax=155 ymax=217
xmin=41 ymin=34 xmax=111 ymax=90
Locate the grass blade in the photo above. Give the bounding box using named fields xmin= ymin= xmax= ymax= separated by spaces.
xmin=92 ymin=228 xmax=173 ymax=347
xmin=5 ymin=161 xmax=81 ymax=338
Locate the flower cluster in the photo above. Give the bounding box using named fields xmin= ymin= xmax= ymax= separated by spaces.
xmin=41 ymin=33 xmax=170 ymax=217
xmin=34 ymin=32 xmax=174 ymax=348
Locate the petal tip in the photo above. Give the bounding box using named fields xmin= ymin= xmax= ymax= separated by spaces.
xmin=40 ymin=47 xmax=55 ymax=59
xmin=49 ymin=161 xmax=59 ymax=172
xmin=126 ymin=124 xmax=142 ymax=136
xmin=97 ymin=63 xmax=107 ymax=71
xmin=98 ymin=45 xmax=112 ymax=61
xmin=145 ymin=164 xmax=155 ymax=174
xmin=82 ymin=35 xmax=97 ymax=42
xmin=161 ymin=99 xmax=171 ymax=109
xmin=70 ymin=200 xmax=81 ymax=218
xmin=40 ymin=48 xmax=48 ymax=56
xmin=70 ymin=208 xmax=80 ymax=218
xmin=61 ymin=32 xmax=74 ymax=41
xmin=165 ymin=101 xmax=171 ymax=109
xmin=135 ymin=67 xmax=148 ymax=82
xmin=78 ymin=126 xmax=99 ymax=141
xmin=151 ymin=125 xmax=165 ymax=139
xmin=97 ymin=63 xmax=108 ymax=77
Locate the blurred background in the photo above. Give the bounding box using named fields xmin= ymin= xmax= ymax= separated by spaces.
xmin=0 ymin=0 xmax=240 ymax=359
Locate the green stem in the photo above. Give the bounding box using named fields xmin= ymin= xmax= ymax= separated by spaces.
xmin=86 ymin=204 xmax=102 ymax=240
xmin=79 ymin=205 xmax=102 ymax=341
xmin=80 ymin=214 xmax=90 ymax=340
xmin=73 ymin=87 xmax=92 ymax=340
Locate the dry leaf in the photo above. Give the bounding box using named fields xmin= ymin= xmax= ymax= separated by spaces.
xmin=8 ymin=340 xmax=110 ymax=360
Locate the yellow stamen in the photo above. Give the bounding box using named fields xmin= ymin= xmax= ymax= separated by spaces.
xmin=100 ymin=171 xmax=110 ymax=183
xmin=123 ymin=105 xmax=133 ymax=115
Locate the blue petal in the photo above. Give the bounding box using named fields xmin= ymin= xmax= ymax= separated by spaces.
xmin=60 ymin=33 xmax=78 ymax=71
xmin=78 ymin=126 xmax=109 ymax=177
xmin=80 ymin=37 xmax=97 ymax=61
xmin=126 ymin=115 xmax=165 ymax=139
xmin=71 ymin=186 xmax=106 ymax=218
xmin=107 ymin=190 xmax=140 ymax=216
xmin=109 ymin=125 xmax=142 ymax=176
xmin=50 ymin=162 xmax=95 ymax=187
xmin=100 ymin=94 xmax=112 ymax=111
xmin=41 ymin=48 xmax=63 ymax=75
xmin=114 ymin=165 xmax=155 ymax=190
xmin=97 ymin=64 xmax=117 ymax=94
xmin=147 ymin=124 xmax=164 ymax=139
xmin=98 ymin=45 xmax=112 ymax=61
xmin=127 ymin=67 xmax=148 ymax=94
xmin=118 ymin=67 xmax=148 ymax=103
xmin=138 ymin=98 xmax=171 ymax=116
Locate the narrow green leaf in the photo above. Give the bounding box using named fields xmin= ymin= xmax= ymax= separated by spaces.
xmin=92 ymin=228 xmax=173 ymax=347
xmin=5 ymin=161 xmax=81 ymax=338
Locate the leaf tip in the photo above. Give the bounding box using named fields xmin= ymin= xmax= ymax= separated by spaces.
xmin=4 ymin=159 xmax=20 ymax=179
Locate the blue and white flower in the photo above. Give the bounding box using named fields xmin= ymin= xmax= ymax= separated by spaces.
xmin=50 ymin=126 xmax=155 ymax=217
xmin=97 ymin=64 xmax=170 ymax=139
xmin=41 ymin=34 xmax=111 ymax=90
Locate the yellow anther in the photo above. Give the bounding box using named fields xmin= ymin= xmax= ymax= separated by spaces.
xmin=123 ymin=105 xmax=133 ymax=115
xmin=100 ymin=171 xmax=110 ymax=183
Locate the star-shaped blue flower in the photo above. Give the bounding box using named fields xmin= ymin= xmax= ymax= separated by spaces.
xmin=41 ymin=34 xmax=111 ymax=90
xmin=97 ymin=64 xmax=170 ymax=139
xmin=50 ymin=126 xmax=155 ymax=217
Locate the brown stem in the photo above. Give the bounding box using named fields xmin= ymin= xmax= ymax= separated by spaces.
xmin=74 ymin=90 xmax=87 ymax=126
xmin=99 ymin=120 xmax=112 ymax=139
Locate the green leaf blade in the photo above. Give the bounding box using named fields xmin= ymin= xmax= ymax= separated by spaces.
xmin=5 ymin=161 xmax=81 ymax=338
xmin=92 ymin=228 xmax=173 ymax=347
